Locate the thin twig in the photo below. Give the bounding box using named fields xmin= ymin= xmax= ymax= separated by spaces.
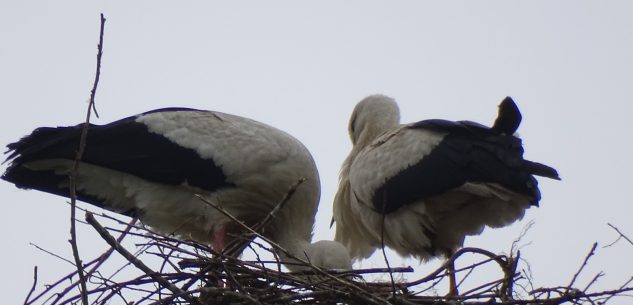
xmin=29 ymin=243 xmax=76 ymax=266
xmin=251 ymin=178 xmax=306 ymax=234
xmin=50 ymin=218 xmax=137 ymax=305
xmin=601 ymin=276 xmax=633 ymax=304
xmin=566 ymin=242 xmax=598 ymax=293
xmin=500 ymin=250 xmax=520 ymax=301
xmin=583 ymin=271 xmax=605 ymax=293
xmin=195 ymin=194 xmax=390 ymax=305
xmin=23 ymin=266 xmax=38 ymax=305
xmin=511 ymin=220 xmax=534 ymax=254
xmin=85 ymin=212 xmax=204 ymax=305
xmin=404 ymin=247 xmax=507 ymax=288
xmin=223 ymin=178 xmax=306 ymax=256
xmin=88 ymin=14 xmax=105 ymax=118
xmin=606 ymin=223 xmax=633 ymax=248
xmin=67 ymin=14 xmax=106 ymax=305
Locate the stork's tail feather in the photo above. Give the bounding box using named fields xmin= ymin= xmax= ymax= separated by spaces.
xmin=523 ymin=160 xmax=561 ymax=180
xmin=2 ymin=125 xmax=85 ymax=192
xmin=3 ymin=124 xmax=85 ymax=165
xmin=492 ymin=97 xmax=522 ymax=135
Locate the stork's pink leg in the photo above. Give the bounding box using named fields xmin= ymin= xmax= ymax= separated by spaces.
xmin=212 ymin=225 xmax=227 ymax=254
xmin=447 ymin=259 xmax=458 ymax=297
xmin=211 ymin=225 xmax=227 ymax=288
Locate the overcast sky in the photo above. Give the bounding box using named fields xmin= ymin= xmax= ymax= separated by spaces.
xmin=1 ymin=1 xmax=632 ymax=304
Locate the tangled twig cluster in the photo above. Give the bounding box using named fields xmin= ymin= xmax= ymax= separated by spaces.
xmin=22 ymin=210 xmax=633 ymax=305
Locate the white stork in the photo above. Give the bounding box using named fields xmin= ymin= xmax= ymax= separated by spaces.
xmin=333 ymin=95 xmax=559 ymax=291
xmin=3 ymin=107 xmax=351 ymax=271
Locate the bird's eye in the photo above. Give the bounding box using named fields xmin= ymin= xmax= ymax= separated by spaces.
xmin=349 ymin=115 xmax=358 ymax=144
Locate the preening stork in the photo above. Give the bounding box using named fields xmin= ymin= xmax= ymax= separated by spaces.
xmin=3 ymin=107 xmax=351 ymax=271
xmin=332 ymin=95 xmax=559 ymax=288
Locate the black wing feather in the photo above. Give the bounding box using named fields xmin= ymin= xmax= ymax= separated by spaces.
xmin=372 ymin=118 xmax=559 ymax=213
xmin=2 ymin=108 xmax=233 ymax=209
xmin=492 ymin=97 xmax=522 ymax=134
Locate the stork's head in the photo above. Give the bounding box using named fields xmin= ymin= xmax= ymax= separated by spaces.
xmin=348 ymin=94 xmax=400 ymax=148
xmin=280 ymin=239 xmax=352 ymax=272
xmin=303 ymin=240 xmax=353 ymax=270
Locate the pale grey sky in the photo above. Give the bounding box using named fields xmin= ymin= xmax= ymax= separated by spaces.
xmin=1 ymin=1 xmax=632 ymax=304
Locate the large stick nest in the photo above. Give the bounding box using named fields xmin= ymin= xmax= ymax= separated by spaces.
xmin=22 ymin=211 xmax=633 ymax=305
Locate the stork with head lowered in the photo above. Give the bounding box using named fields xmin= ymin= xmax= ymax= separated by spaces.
xmin=333 ymin=95 xmax=560 ymax=293
xmin=3 ymin=107 xmax=352 ymax=272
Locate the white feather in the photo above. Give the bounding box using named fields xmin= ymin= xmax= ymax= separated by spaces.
xmin=16 ymin=109 xmax=352 ymax=271
xmin=334 ymin=95 xmax=533 ymax=261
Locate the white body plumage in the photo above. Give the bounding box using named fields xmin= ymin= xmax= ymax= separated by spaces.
xmin=333 ymin=95 xmax=559 ymax=261
xmin=3 ymin=108 xmax=351 ymax=271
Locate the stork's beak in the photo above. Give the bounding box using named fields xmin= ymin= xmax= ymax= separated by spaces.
xmin=329 ymin=218 xmax=335 ymax=228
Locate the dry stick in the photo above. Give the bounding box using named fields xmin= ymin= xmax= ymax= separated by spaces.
xmin=164 ymin=178 xmax=314 ymax=303
xmin=154 ymin=243 xmax=182 ymax=302
xmin=500 ymin=250 xmax=521 ymax=301
xmin=195 ymin=194 xmax=390 ymax=305
xmin=67 ymin=13 xmax=106 ymax=305
xmin=223 ymin=178 xmax=306 ymax=256
xmin=460 ymin=277 xmax=507 ymax=297
xmin=32 ymin=235 xmax=188 ymax=305
xmin=29 ymin=243 xmax=76 ymax=266
xmin=582 ymin=271 xmax=604 ymax=304
xmin=583 ymin=271 xmax=605 ymax=293
xmin=566 ymin=242 xmax=598 ymax=294
xmin=404 ymin=247 xmax=507 ymax=288
xmin=511 ymin=220 xmax=535 ymax=254
xmin=23 ymin=266 xmax=38 ymax=305
xmin=26 ymin=262 xmax=97 ymax=305
xmin=456 ymin=264 xmax=477 ymax=290
xmin=521 ymin=287 xmax=633 ymax=305
xmin=408 ymin=286 xmax=633 ymax=305
xmin=56 ymin=275 xmax=189 ymax=305
xmin=251 ymin=178 xmax=306 ymax=233
xmin=247 ymin=243 xmax=273 ymax=287
xmin=85 ymin=212 xmax=204 ymax=305
xmin=51 ymin=218 xmax=137 ymax=305
xmin=88 ymin=14 xmax=105 ymax=119
xmin=131 ymin=276 xmax=199 ymax=305
xmin=607 ymin=223 xmax=633 ymax=248
xmin=398 ymin=255 xmax=499 ymax=294
xmin=601 ymin=276 xmax=633 ymax=305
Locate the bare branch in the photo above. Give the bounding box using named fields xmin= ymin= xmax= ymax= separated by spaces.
xmin=23 ymin=213 xmax=633 ymax=305
xmin=566 ymin=242 xmax=598 ymax=293
xmin=195 ymin=194 xmax=390 ymax=305
xmin=29 ymin=243 xmax=75 ymax=266
xmin=223 ymin=178 xmax=306 ymax=256
xmin=88 ymin=13 xmax=105 ymax=118
xmin=67 ymin=14 xmax=106 ymax=305
xmin=85 ymin=212 xmax=204 ymax=305
xmin=605 ymin=223 xmax=633 ymax=248
xmin=23 ymin=266 xmax=37 ymax=305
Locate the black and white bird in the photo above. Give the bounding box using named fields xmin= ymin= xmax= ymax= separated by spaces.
xmin=333 ymin=94 xmax=560 ymax=264
xmin=3 ymin=107 xmax=351 ymax=271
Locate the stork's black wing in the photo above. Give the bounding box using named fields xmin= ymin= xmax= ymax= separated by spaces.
xmin=372 ymin=118 xmax=559 ymax=214
xmin=2 ymin=108 xmax=233 ymax=213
